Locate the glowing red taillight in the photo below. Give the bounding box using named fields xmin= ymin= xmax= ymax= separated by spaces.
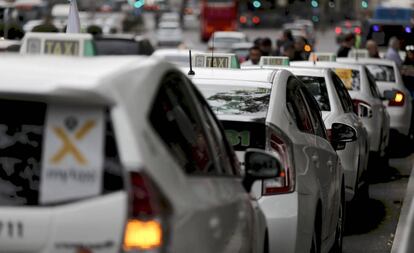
xmin=262 ymin=127 xmax=295 ymax=195
xmin=335 ymin=27 xmax=342 ymax=34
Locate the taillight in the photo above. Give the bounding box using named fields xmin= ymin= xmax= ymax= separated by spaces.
xmin=239 ymin=15 xmax=247 ymax=24
xmin=354 ymin=27 xmax=361 ymax=34
xmin=335 ymin=27 xmax=342 ymax=34
xmin=252 ymin=16 xmax=261 ymax=25
xmin=352 ymin=99 xmax=372 ymax=118
xmin=123 ymin=171 xmax=170 ymax=252
xmin=262 ymin=126 xmax=295 ymax=195
xmin=388 ymin=90 xmax=405 ymax=106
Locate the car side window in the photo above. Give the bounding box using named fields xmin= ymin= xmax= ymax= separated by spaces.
xmin=331 ymin=73 xmax=354 ymax=113
xmin=365 ymin=68 xmax=382 ymax=99
xmin=286 ymin=77 xmax=315 ymax=134
xmin=300 ymin=87 xmax=328 ymax=139
xmin=150 ymin=73 xmax=216 ymax=175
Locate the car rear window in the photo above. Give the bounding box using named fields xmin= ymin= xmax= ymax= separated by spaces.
xmin=198 ymin=84 xmax=270 ymax=119
xmin=0 ymin=99 xmax=123 ymax=206
xmin=366 ymin=64 xmax=396 ymax=82
xmin=334 ymin=68 xmax=361 ymax=91
xmin=297 ymin=76 xmax=331 ymax=111
xmin=94 ymin=39 xmax=139 ymax=55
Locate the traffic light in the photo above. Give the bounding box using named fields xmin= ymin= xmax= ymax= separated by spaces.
xmin=361 ymin=0 xmax=368 ymax=9
xmin=128 ymin=0 xmax=144 ymax=9
xmin=311 ymin=0 xmax=319 ymax=8
xmin=253 ymin=0 xmax=262 ymax=8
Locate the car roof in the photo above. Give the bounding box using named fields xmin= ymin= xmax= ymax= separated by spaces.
xmin=0 ymin=55 xmax=165 ymax=104
xmin=290 ymin=61 xmax=363 ymax=71
xmin=337 ymin=57 xmax=396 ymax=67
xmin=186 ymin=68 xmax=277 ymax=83
xmin=212 ymin=31 xmax=246 ymax=38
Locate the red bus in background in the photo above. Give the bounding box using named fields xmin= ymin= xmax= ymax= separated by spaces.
xmin=200 ymin=0 xmax=238 ymax=42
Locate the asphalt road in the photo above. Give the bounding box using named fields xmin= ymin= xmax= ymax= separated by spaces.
xmin=343 ymin=154 xmax=412 ymax=253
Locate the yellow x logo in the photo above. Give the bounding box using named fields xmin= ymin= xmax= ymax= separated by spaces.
xmin=50 ymin=120 xmax=96 ymax=165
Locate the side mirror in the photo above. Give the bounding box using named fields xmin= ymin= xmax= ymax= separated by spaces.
xmin=242 ymin=149 xmax=282 ymax=192
xmin=383 ymin=90 xmax=397 ymax=101
xmin=331 ymin=123 xmax=357 ymax=151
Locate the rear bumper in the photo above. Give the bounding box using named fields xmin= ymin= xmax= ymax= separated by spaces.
xmin=258 ymin=192 xmax=298 ymax=253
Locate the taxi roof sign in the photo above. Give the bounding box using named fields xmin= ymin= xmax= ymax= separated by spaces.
xmin=309 ymin=52 xmax=336 ymax=62
xmin=193 ymin=53 xmax=240 ymax=69
xmin=260 ymin=56 xmax=290 ymax=66
xmin=20 ymin=32 xmax=96 ymax=56
xmin=348 ymin=49 xmax=369 ymax=59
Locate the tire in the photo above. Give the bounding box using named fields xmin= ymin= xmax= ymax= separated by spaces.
xmin=263 ymin=231 xmax=269 ymax=253
xmin=331 ymin=186 xmax=345 ymax=253
xmin=310 ymin=208 xmax=321 ymax=253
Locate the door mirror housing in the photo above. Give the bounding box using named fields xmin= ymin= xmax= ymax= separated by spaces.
xmin=383 ymin=90 xmax=398 ymax=101
xmin=331 ymin=123 xmax=357 ymax=151
xmin=242 ymin=149 xmax=282 ymax=192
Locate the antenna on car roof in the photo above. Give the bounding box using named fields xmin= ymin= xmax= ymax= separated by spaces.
xmin=188 ymin=49 xmax=195 ymax=76
xmin=210 ymin=31 xmax=215 ymax=67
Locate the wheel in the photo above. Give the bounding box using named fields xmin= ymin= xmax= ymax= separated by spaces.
xmin=310 ymin=210 xmax=321 ymax=253
xmin=310 ymin=226 xmax=320 ymax=253
xmin=331 ymin=188 xmax=345 ymax=253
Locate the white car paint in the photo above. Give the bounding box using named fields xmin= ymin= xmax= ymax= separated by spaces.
xmin=208 ymin=31 xmax=248 ymax=52
xmin=152 ymin=48 xmax=202 ymax=67
xmin=188 ymin=68 xmax=345 ymax=253
xmin=156 ymin=21 xmax=183 ymax=46
xmin=0 ymin=55 xmax=266 ymax=253
xmin=291 ymin=61 xmax=391 ymax=157
xmin=338 ymin=57 xmax=413 ymax=136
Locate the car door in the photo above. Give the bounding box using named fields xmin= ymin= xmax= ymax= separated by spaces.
xmin=300 ymin=86 xmax=340 ymax=241
xmin=149 ymin=73 xmax=253 ymax=252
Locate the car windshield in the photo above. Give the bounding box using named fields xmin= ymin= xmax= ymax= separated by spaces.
xmin=298 ymin=76 xmax=331 ymax=111
xmin=198 ymin=84 xmax=270 ymax=118
xmin=366 ymin=64 xmax=396 ymax=82
xmin=333 ymin=68 xmax=361 ymax=91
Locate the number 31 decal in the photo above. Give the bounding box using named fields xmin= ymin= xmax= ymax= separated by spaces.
xmin=0 ymin=221 xmax=23 ymax=238
xmin=225 ymin=130 xmax=250 ymax=147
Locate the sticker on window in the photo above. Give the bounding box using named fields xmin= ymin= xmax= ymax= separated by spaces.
xmin=334 ymin=68 xmax=353 ymax=90
xmin=39 ymin=105 xmax=104 ymax=204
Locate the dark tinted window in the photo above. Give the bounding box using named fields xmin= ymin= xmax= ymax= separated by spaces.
xmin=0 ymin=100 xmax=123 ymax=206
xmin=365 ymin=69 xmax=382 ymax=98
xmin=94 ymin=39 xmax=140 ymax=55
xmin=298 ymin=76 xmax=331 ymax=111
xmin=286 ymin=77 xmax=314 ymax=134
xmin=301 ymin=87 xmax=327 ymax=139
xmin=331 ymin=73 xmax=354 ymax=113
xmin=150 ymin=74 xmax=216 ymax=175
xmin=366 ymin=64 xmax=396 ymax=82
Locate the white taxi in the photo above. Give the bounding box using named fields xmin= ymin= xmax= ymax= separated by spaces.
xmin=338 ymin=57 xmax=413 ymax=139
xmin=247 ymin=61 xmax=370 ymax=202
xmin=292 ymin=61 xmax=391 ymax=160
xmin=187 ymin=67 xmax=351 ymax=253
xmin=0 ymin=55 xmax=274 ymax=253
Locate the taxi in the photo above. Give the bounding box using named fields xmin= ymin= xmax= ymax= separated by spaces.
xmin=185 ymin=63 xmax=352 ymax=253
xmin=338 ymin=57 xmax=413 ymax=140
xmin=245 ymin=57 xmax=370 ymax=202
xmin=291 ymin=59 xmax=391 ymax=162
xmin=0 ymin=55 xmax=275 ymax=253
xmin=19 ymin=32 xmax=96 ymax=56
